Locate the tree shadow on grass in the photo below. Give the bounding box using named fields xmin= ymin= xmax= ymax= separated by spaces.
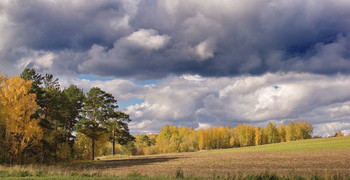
xmin=71 ymin=156 xmax=185 ymax=170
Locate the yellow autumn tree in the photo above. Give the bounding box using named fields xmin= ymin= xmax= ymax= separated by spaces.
xmin=255 ymin=127 xmax=263 ymax=146
xmin=211 ymin=127 xmax=230 ymax=149
xmin=234 ymin=124 xmax=255 ymax=147
xmin=285 ymin=121 xmax=313 ymax=141
xmin=0 ymin=75 xmax=42 ymax=163
xmin=285 ymin=121 xmax=296 ymax=141
xmin=74 ymin=132 xmax=109 ymax=159
xmin=335 ymin=131 xmax=344 ymax=137
xmin=266 ymin=122 xmax=280 ymax=143
xmin=197 ymin=129 xmax=207 ymax=150
xmin=178 ymin=127 xmax=198 ymax=152
xmin=279 ymin=123 xmax=286 ymax=142
xmin=294 ymin=121 xmax=313 ymax=140
xmin=0 ymin=74 xmax=6 ymax=161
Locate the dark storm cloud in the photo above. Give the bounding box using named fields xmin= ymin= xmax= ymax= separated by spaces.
xmin=79 ymin=0 xmax=350 ymax=79
xmin=1 ymin=0 xmax=350 ymax=78
xmin=5 ymin=0 xmax=131 ymax=50
xmin=0 ymin=0 xmax=137 ymax=75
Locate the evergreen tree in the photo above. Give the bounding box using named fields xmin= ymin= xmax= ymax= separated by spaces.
xmin=103 ymin=111 xmax=134 ymax=155
xmin=20 ymin=68 xmax=83 ymax=161
xmin=59 ymin=85 xmax=85 ymax=159
xmin=78 ymin=87 xmax=128 ymax=160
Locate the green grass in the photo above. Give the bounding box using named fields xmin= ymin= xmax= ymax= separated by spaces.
xmin=208 ymin=136 xmax=350 ymax=153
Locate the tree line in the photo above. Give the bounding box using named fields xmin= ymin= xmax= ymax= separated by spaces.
xmin=0 ymin=69 xmax=328 ymax=162
xmin=0 ymin=69 xmax=134 ymax=164
xmin=134 ymin=121 xmax=313 ymax=155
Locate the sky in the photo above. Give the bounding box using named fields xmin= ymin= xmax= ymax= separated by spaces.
xmin=1 ymin=0 xmax=350 ymax=136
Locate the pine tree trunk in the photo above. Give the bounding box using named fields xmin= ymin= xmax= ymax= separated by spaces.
xmin=112 ymin=138 xmax=115 ymax=155
xmin=91 ymin=139 xmax=95 ymax=160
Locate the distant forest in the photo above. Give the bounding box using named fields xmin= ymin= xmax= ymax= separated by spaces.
xmin=134 ymin=121 xmax=313 ymax=155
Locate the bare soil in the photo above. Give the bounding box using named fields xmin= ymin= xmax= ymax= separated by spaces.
xmin=71 ymin=149 xmax=350 ymax=178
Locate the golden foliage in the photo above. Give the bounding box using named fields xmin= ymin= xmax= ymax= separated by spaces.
xmin=0 ymin=75 xmax=42 ymax=160
xmin=279 ymin=123 xmax=286 ymax=142
xmin=255 ymin=127 xmax=262 ymax=146
xmin=335 ymin=130 xmax=344 ymax=137
xmin=138 ymin=121 xmax=314 ymax=155
xmin=74 ymin=132 xmax=110 ymax=159
xmin=286 ymin=121 xmax=312 ymax=141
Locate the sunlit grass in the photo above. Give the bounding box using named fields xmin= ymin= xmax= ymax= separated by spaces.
xmin=207 ymin=136 xmax=350 ymax=153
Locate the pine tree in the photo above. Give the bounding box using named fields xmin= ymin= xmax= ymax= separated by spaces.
xmin=77 ymin=87 xmax=123 ymax=160
xmin=20 ymin=68 xmax=73 ymax=161
xmin=21 ymin=69 xmax=92 ymax=161
xmin=103 ymin=111 xmax=134 ymax=155
xmin=61 ymin=85 xmax=85 ymax=155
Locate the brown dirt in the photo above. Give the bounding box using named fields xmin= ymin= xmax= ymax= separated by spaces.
xmin=71 ymin=149 xmax=350 ymax=178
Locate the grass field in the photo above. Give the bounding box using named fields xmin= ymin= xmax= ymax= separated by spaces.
xmin=209 ymin=136 xmax=350 ymax=153
xmin=0 ymin=136 xmax=349 ymax=179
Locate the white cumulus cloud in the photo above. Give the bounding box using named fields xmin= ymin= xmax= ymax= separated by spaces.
xmin=124 ymin=73 xmax=350 ymax=135
xmin=195 ymin=39 xmax=215 ymax=60
xmin=126 ymin=29 xmax=170 ymax=50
